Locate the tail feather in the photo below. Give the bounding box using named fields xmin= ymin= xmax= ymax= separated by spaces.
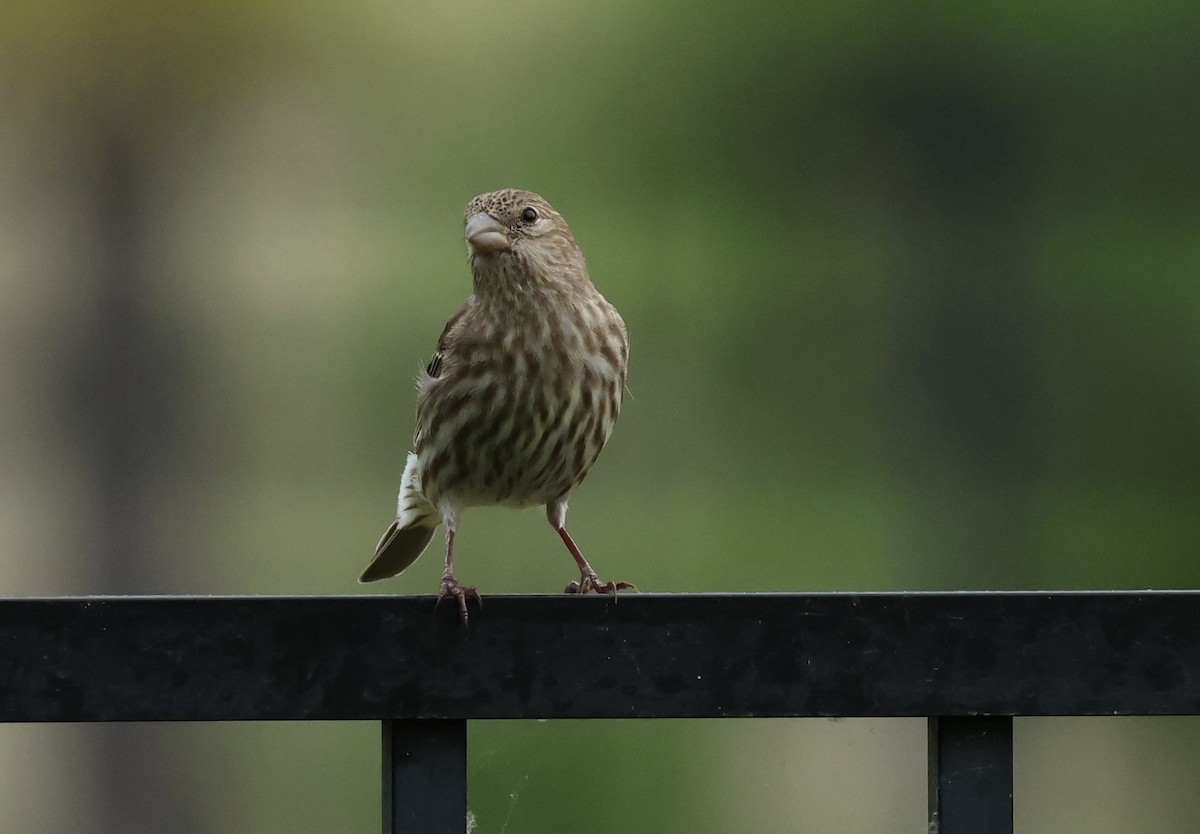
xmin=359 ymin=452 xmax=439 ymax=583
xmin=360 ymin=521 xmax=436 ymax=582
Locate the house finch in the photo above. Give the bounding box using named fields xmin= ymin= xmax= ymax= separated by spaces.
xmin=360 ymin=189 xmax=631 ymax=623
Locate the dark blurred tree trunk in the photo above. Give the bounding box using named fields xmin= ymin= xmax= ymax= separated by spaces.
xmin=867 ymin=49 xmax=1048 ymax=586
xmin=69 ymin=130 xmax=203 ymax=834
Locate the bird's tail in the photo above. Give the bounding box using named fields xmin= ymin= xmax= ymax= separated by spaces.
xmin=359 ymin=452 xmax=439 ymax=583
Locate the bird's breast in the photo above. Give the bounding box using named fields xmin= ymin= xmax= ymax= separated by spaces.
xmin=416 ymin=301 xmax=625 ymax=510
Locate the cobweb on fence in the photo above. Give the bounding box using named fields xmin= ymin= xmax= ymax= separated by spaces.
xmin=468 ymin=735 xmax=534 ymax=834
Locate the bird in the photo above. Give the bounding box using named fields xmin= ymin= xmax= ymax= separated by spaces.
xmin=360 ymin=188 xmax=631 ymax=623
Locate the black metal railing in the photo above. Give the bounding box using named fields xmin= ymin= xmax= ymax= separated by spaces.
xmin=3 ymin=591 xmax=1199 ymax=833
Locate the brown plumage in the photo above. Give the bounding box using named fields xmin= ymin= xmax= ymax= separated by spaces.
xmin=360 ymin=189 xmax=630 ymax=623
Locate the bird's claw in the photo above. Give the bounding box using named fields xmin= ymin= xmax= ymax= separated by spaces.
xmin=564 ymin=571 xmax=636 ymax=596
xmin=437 ymin=576 xmax=482 ymax=625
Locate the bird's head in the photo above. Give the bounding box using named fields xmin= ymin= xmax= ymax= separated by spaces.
xmin=463 ymin=189 xmax=588 ymax=297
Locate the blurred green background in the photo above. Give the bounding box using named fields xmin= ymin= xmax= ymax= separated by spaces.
xmin=2 ymin=0 xmax=1199 ymax=831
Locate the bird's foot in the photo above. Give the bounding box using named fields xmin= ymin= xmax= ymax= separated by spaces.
xmin=437 ymin=576 xmax=482 ymax=625
xmin=565 ymin=569 xmax=637 ymax=596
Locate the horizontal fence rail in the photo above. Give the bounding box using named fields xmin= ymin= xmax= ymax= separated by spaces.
xmin=2 ymin=591 xmax=1199 ymax=721
xmin=3 ymin=591 xmax=1200 ymax=834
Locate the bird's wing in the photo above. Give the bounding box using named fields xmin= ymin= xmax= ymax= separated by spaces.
xmin=413 ymin=297 xmax=475 ymax=449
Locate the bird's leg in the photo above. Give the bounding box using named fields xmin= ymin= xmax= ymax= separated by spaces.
xmin=436 ymin=522 xmax=480 ymax=624
xmin=555 ymin=526 xmax=635 ymax=595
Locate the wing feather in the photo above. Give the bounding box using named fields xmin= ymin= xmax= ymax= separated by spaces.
xmin=413 ymin=297 xmax=476 ymax=449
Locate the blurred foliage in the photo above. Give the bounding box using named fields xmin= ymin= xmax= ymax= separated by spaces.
xmin=2 ymin=0 xmax=1199 ymax=831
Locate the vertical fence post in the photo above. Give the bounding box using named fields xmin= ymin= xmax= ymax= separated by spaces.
xmin=383 ymin=719 xmax=468 ymax=834
xmin=928 ymin=716 xmax=1013 ymax=834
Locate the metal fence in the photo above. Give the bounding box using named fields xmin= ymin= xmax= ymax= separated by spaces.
xmin=3 ymin=591 xmax=1198 ymax=833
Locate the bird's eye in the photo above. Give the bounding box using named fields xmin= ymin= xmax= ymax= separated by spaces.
xmin=521 ymin=207 xmax=539 ymax=223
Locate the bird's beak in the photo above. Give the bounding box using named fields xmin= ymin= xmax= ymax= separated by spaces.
xmin=465 ymin=212 xmax=509 ymax=255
